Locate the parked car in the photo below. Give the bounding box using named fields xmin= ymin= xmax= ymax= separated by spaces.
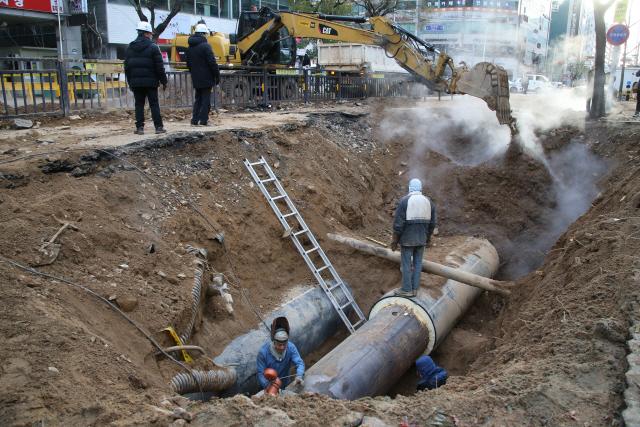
xmin=509 ymin=79 xmax=523 ymax=93
xmin=552 ymin=81 xmax=566 ymax=89
xmin=522 ymin=74 xmax=552 ymax=93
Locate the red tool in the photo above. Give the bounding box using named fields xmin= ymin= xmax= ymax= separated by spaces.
xmin=263 ymin=369 xmax=282 ymax=395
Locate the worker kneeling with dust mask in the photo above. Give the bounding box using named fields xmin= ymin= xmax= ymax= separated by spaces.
xmin=255 ymin=317 xmax=305 ymax=396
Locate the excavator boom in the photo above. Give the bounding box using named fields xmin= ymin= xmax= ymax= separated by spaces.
xmin=243 ymin=9 xmax=514 ymax=128
xmin=176 ymin=8 xmax=515 ymax=128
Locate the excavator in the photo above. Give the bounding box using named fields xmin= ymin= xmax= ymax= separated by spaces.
xmin=171 ymin=8 xmax=515 ymax=130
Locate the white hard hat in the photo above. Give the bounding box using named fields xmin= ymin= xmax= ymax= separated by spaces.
xmin=194 ymin=23 xmax=209 ymax=33
xmin=136 ymin=21 xmax=153 ymax=33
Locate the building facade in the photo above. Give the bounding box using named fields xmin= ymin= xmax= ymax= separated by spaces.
xmin=385 ymin=0 xmax=551 ymax=80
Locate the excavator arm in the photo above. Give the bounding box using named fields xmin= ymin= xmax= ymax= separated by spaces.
xmin=237 ymin=9 xmax=515 ymax=129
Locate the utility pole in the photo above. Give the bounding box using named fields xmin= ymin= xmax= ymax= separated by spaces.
xmin=618 ymin=40 xmax=628 ymax=100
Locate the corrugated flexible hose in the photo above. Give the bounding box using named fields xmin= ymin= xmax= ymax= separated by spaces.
xmin=179 ymin=247 xmax=206 ymax=345
xmin=170 ymin=366 xmax=238 ymax=394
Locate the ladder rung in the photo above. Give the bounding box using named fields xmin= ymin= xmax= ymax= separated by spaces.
xmin=248 ymin=161 xmax=265 ymax=166
xmin=271 ymin=195 xmax=286 ymax=200
xmin=317 ymin=265 xmax=329 ymax=273
xmin=352 ymin=319 xmax=364 ymax=328
xmin=283 ymin=212 xmax=297 ymax=218
xmin=340 ymin=301 xmax=352 ymax=310
xmin=327 ymin=280 xmax=342 ymax=290
xmin=305 ymin=247 xmax=318 ymax=254
xmin=261 ymin=178 xmax=276 ymax=183
xmin=294 ymin=229 xmax=308 ymax=236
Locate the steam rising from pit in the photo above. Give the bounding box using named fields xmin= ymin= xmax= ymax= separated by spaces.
xmin=379 ymin=92 xmax=608 ymax=279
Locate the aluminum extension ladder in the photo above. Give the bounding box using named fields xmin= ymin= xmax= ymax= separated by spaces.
xmin=244 ymin=156 xmax=366 ymax=333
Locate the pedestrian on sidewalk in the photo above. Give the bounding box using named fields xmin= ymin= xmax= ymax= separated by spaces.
xmin=124 ymin=22 xmax=168 ymax=135
xmin=390 ymin=178 xmax=437 ymax=297
xmin=187 ymin=22 xmax=220 ymax=127
xmin=634 ymin=70 xmax=640 ymax=118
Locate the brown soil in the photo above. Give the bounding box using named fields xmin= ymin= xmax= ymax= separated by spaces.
xmin=0 ymin=95 xmax=638 ymax=426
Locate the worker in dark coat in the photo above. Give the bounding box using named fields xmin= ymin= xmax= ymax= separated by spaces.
xmin=416 ymin=356 xmax=448 ymax=392
xmin=186 ymin=22 xmax=220 ymax=127
xmin=124 ymin=21 xmax=168 ymax=135
xmin=390 ymin=178 xmax=437 ymax=297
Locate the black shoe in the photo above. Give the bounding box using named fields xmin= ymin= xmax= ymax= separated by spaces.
xmin=155 ymin=127 xmax=167 ymax=134
xmin=190 ymin=123 xmax=200 ymax=127
xmin=200 ymin=123 xmax=213 ymax=127
xmin=134 ymin=128 xmax=144 ymax=135
xmin=634 ymin=113 xmax=639 ymax=118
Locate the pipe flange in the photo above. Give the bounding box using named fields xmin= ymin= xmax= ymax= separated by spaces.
xmin=369 ymin=296 xmax=437 ymax=355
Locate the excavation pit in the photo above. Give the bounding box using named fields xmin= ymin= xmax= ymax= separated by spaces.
xmin=0 ymin=95 xmax=636 ymax=426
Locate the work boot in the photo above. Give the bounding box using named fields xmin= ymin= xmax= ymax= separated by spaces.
xmin=190 ymin=123 xmax=200 ymax=127
xmin=134 ymin=127 xmax=144 ymax=135
xmin=155 ymin=127 xmax=167 ymax=134
xmin=394 ymin=288 xmax=413 ymax=297
xmin=412 ymin=289 xmax=418 ymax=297
xmin=200 ymin=123 xmax=212 ymax=127
xmin=634 ymin=112 xmax=639 ymax=118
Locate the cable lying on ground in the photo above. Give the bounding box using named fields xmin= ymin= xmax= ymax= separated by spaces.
xmin=0 ymin=256 xmax=206 ymax=402
xmin=0 ymin=145 xmax=270 ymax=331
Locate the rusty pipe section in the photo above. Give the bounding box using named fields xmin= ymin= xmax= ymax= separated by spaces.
xmin=327 ymin=233 xmax=509 ymax=295
xmin=289 ymin=237 xmax=499 ymax=400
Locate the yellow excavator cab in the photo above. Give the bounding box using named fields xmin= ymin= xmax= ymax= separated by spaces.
xmin=171 ymin=32 xmax=231 ymax=66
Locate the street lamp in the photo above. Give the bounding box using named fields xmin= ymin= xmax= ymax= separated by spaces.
xmin=482 ymin=17 xmax=510 ymax=62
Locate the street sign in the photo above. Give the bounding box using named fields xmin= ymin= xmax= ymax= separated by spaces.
xmin=614 ymin=0 xmax=629 ymax=23
xmin=425 ymin=25 xmax=444 ymax=31
xmin=607 ymin=24 xmax=630 ymax=45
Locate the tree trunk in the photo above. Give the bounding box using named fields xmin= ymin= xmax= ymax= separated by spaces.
xmin=589 ymin=0 xmax=615 ymax=119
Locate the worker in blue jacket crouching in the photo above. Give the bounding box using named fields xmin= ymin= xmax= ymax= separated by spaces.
xmin=416 ymin=356 xmax=448 ymax=392
xmin=255 ymin=317 xmax=305 ymax=396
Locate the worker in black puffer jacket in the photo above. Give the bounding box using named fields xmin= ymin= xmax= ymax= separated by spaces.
xmin=124 ymin=21 xmax=168 ymax=135
xmin=186 ymin=22 xmax=220 ymax=127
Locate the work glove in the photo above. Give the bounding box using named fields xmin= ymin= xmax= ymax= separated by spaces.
xmin=390 ymin=233 xmax=399 ymax=252
xmin=293 ymin=376 xmax=304 ymax=387
xmin=162 ymin=83 xmax=167 ymax=91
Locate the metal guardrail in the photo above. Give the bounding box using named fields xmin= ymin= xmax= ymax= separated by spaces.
xmin=0 ymin=58 xmax=432 ymax=120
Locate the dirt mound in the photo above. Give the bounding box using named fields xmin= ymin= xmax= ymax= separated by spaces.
xmin=0 ymin=98 xmax=637 ymax=426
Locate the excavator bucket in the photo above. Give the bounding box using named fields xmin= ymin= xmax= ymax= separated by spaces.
xmin=455 ymin=62 xmax=515 ymax=130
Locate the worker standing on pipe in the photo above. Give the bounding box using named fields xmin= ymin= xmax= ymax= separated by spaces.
xmin=416 ymin=356 xmax=448 ymax=392
xmin=255 ymin=317 xmax=305 ymax=395
xmin=390 ymin=178 xmax=437 ymax=297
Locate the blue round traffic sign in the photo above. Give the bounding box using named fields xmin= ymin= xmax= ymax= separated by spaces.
xmin=607 ymin=24 xmax=630 ymax=45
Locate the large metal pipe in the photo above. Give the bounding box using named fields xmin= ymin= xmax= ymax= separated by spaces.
xmin=327 ymin=233 xmax=510 ymax=295
xmin=213 ymin=282 xmax=352 ymax=397
xmin=289 ymin=237 xmax=499 ymax=400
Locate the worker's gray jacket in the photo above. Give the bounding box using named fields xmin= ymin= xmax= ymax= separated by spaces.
xmin=393 ymin=191 xmax=436 ymax=247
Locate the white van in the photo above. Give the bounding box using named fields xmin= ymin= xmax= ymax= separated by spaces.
xmin=522 ymin=74 xmax=552 ymax=93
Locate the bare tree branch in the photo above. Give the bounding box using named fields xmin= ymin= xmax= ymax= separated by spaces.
xmin=354 ymin=0 xmax=400 ymax=17
xmin=125 ymin=0 xmax=186 ymax=42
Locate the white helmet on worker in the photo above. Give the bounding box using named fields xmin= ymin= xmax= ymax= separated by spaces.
xmin=136 ymin=21 xmax=153 ymax=33
xmin=194 ymin=23 xmax=209 ymax=33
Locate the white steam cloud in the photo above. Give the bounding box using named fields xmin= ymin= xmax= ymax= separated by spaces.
xmin=379 ymin=91 xmax=608 ymax=279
